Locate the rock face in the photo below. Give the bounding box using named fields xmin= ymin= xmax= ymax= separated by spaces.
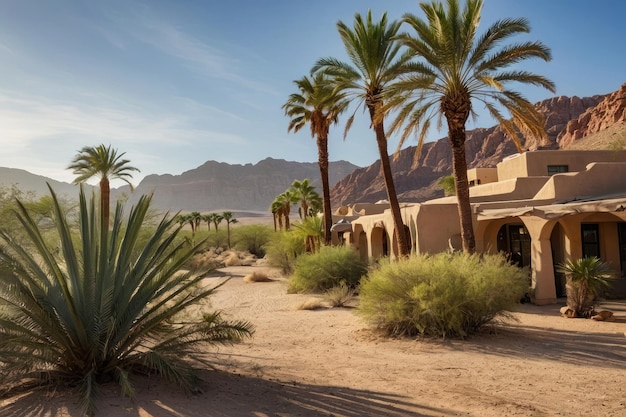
xmin=117 ymin=158 xmax=359 ymax=212
xmin=330 ymin=84 xmax=625 ymax=206
xmin=558 ymin=84 xmax=626 ymax=147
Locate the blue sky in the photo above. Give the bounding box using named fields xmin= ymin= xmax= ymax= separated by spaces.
xmin=1 ymin=0 xmax=625 ymax=186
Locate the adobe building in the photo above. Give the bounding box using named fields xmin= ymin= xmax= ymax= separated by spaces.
xmin=332 ymin=150 xmax=626 ymax=305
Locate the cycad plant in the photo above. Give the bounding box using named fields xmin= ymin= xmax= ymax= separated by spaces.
xmin=0 ymin=186 xmax=253 ymax=415
xmin=557 ymin=257 xmax=614 ymax=318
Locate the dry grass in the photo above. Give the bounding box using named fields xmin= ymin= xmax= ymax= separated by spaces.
xmin=295 ymin=298 xmax=327 ymax=311
xmin=243 ymin=271 xmax=274 ymax=283
xmin=324 ymin=285 xmax=356 ymax=308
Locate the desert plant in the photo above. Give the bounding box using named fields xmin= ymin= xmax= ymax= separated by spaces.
xmin=296 ymin=298 xmax=326 ymax=311
xmin=232 ymin=224 xmax=273 ymax=257
xmin=359 ymin=253 xmax=527 ymax=339
xmin=291 ymin=216 xmax=324 ymax=253
xmin=0 ymin=186 xmax=253 ymax=416
xmin=557 ymin=257 xmax=614 ymax=318
xmin=324 ymin=284 xmax=356 ymax=308
xmin=264 ymin=231 xmax=305 ymax=274
xmin=288 ymin=245 xmax=367 ymax=293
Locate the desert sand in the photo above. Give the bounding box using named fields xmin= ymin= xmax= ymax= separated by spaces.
xmin=1 ymin=264 xmax=625 ymax=417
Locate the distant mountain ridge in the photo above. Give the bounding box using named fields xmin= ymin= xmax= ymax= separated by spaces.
xmin=0 ymin=167 xmax=94 ymax=198
xmin=113 ymin=157 xmax=359 ymax=212
xmin=329 ymin=83 xmax=626 ymax=206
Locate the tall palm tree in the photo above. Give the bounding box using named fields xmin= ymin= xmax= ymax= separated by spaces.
xmin=389 ymin=0 xmax=555 ymax=253
xmin=289 ymin=179 xmax=321 ymax=220
xmin=283 ymin=73 xmax=349 ymax=245
xmin=313 ymin=11 xmax=413 ymax=257
xmin=68 ymin=144 xmax=139 ymax=231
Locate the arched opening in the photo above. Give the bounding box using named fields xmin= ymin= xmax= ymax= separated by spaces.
xmin=371 ymin=227 xmax=389 ymax=259
xmin=358 ymin=231 xmax=368 ymax=261
xmin=497 ymin=223 xmax=531 ymax=268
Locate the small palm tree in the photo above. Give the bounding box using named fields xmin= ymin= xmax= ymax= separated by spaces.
xmin=283 ymin=73 xmax=349 ymax=244
xmin=292 ymin=216 xmax=324 ymax=253
xmin=289 ymin=179 xmax=322 ymax=220
xmin=222 ymin=211 xmax=238 ymax=249
xmin=558 ymin=257 xmax=614 ymax=318
xmin=313 ymin=10 xmax=414 ymax=257
xmin=209 ymin=212 xmax=224 ymax=232
xmin=68 ymin=144 xmax=139 ymax=231
xmin=389 ymin=0 xmax=555 ymax=253
xmin=270 ymin=199 xmax=285 ymax=231
xmin=0 ymin=186 xmax=253 ymax=415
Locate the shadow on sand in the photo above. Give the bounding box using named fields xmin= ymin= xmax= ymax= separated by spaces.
xmin=0 ymin=370 xmax=456 ymax=417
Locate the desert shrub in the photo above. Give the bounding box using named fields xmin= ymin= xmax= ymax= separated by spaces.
xmin=324 ymin=284 xmax=356 ymax=307
xmin=232 ymin=224 xmax=273 ymax=257
xmin=0 ymin=187 xmax=253 ymax=415
xmin=359 ymin=252 xmax=527 ymax=339
xmin=288 ymin=245 xmax=367 ymax=293
xmin=264 ymin=231 xmax=305 ymax=274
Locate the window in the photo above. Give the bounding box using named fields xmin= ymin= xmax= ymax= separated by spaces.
xmin=547 ymin=165 xmax=568 ymax=175
xmin=581 ymin=223 xmax=600 ymax=258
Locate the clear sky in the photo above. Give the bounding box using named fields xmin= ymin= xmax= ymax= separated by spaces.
xmin=1 ymin=0 xmax=625 ymax=187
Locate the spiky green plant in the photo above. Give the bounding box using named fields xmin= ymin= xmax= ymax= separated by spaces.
xmin=557 ymin=257 xmax=614 ymax=318
xmin=0 ymin=186 xmax=253 ymax=415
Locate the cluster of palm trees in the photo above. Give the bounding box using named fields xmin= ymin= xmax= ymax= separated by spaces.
xmin=177 ymin=211 xmax=238 ymax=247
xmin=283 ymin=0 xmax=554 ymax=255
xmin=270 ymin=178 xmax=322 ymax=233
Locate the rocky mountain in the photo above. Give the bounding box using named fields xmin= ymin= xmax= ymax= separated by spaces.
xmin=330 ymin=83 xmax=625 ymax=207
xmin=114 ymin=158 xmax=359 ymax=212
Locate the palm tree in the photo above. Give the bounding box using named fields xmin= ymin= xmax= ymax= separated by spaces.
xmin=289 ymin=179 xmax=321 ymax=220
xmin=0 ymin=186 xmax=253 ymax=416
xmin=313 ymin=10 xmax=413 ymax=257
xmin=283 ymin=73 xmax=349 ymax=245
xmin=273 ymin=190 xmax=298 ymax=231
xmin=208 ymin=212 xmax=223 ymax=232
xmin=68 ymin=144 xmax=139 ymax=231
xmin=390 ymin=0 xmax=555 ymax=253
xmin=270 ymin=198 xmax=285 ymax=231
xmin=222 ymin=211 xmax=238 ymax=249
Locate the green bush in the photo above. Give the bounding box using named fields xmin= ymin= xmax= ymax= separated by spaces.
xmin=289 ymin=245 xmax=368 ymax=293
xmin=359 ymin=253 xmax=527 ymax=339
xmin=232 ymin=224 xmax=273 ymax=257
xmin=265 ymin=231 xmax=305 ymax=274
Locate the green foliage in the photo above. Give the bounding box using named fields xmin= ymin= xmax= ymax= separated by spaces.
xmin=289 ymin=245 xmax=367 ymax=293
xmin=291 ymin=216 xmax=324 ymax=253
xmin=359 ymin=253 xmax=527 ymax=339
xmin=557 ymin=257 xmax=614 ymax=317
xmin=232 ymin=224 xmax=273 ymax=257
xmin=438 ymin=175 xmax=456 ymax=196
xmin=0 ymin=186 xmax=253 ymax=415
xmin=264 ymin=231 xmax=305 ymax=274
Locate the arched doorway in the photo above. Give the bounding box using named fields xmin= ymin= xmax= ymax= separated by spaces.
xmin=497 ymin=224 xmax=531 ymax=268
xmin=371 ymin=227 xmax=389 ymax=259
xmin=550 ymin=222 xmax=567 ymax=298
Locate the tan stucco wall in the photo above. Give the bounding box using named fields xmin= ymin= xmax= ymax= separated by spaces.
xmin=467 ymin=167 xmax=498 ymax=185
xmin=497 ymin=150 xmax=626 ymax=180
xmin=533 ymin=162 xmax=626 ymax=201
xmin=469 ymin=177 xmax=549 ymax=202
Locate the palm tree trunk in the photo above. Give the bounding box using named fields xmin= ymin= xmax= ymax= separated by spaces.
xmin=317 ymin=133 xmax=333 ymax=246
xmin=368 ymin=104 xmax=410 ymax=257
xmin=449 ymin=126 xmax=475 ymax=254
xmin=100 ymin=178 xmax=110 ymax=232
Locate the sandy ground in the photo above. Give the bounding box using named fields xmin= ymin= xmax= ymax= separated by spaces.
xmin=2 ymin=264 xmax=625 ymax=417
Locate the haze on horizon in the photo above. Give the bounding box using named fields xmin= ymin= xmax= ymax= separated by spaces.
xmin=1 ymin=0 xmax=624 ymax=187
